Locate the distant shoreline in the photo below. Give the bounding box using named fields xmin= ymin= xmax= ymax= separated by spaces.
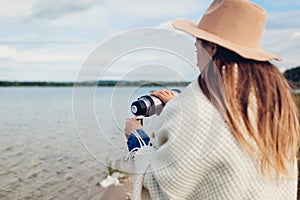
xmin=1 ymin=80 xmax=299 ymax=90
xmin=0 ymin=81 xmax=191 ymax=87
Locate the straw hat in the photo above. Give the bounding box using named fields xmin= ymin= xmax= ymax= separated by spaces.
xmin=172 ymin=0 xmax=281 ymax=61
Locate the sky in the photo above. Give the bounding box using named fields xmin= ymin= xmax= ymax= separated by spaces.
xmin=0 ymin=0 xmax=299 ymax=82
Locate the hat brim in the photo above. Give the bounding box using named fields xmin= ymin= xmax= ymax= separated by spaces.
xmin=172 ymin=19 xmax=282 ymax=61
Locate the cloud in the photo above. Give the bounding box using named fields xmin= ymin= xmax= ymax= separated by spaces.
xmin=267 ymin=10 xmax=300 ymax=29
xmin=0 ymin=45 xmax=16 ymax=59
xmin=72 ymin=28 xmax=198 ymax=82
xmin=0 ymin=0 xmax=37 ymax=21
xmin=31 ymin=0 xmax=95 ymax=19
xmin=99 ymin=49 xmax=198 ymax=81
xmin=290 ymin=32 xmax=300 ymax=40
xmin=26 ymin=0 xmax=208 ymax=27
xmin=105 ymin=0 xmax=207 ymax=19
xmin=261 ymin=28 xmax=300 ymax=71
xmin=159 ymin=21 xmax=174 ymax=30
xmin=0 ymin=0 xmax=299 ymax=81
xmin=0 ymin=42 xmax=90 ymax=64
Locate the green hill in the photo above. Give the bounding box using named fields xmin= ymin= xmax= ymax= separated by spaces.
xmin=284 ymin=66 xmax=300 ymax=88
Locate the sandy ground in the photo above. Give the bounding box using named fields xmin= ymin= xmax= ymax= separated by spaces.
xmin=99 ymin=175 xmax=134 ymax=200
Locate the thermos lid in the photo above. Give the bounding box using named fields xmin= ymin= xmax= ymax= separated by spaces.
xmin=131 ymin=100 xmax=147 ymax=116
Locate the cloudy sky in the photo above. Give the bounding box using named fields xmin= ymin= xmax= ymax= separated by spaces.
xmin=0 ymin=0 xmax=299 ymax=82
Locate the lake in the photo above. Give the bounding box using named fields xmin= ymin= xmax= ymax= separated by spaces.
xmin=0 ymin=85 xmax=184 ymax=199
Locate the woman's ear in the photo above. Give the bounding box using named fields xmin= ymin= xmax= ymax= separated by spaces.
xmin=208 ymin=42 xmax=217 ymax=57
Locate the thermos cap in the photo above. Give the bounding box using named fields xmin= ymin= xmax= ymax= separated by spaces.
xmin=131 ymin=100 xmax=147 ymax=116
xmin=131 ymin=105 xmax=138 ymax=114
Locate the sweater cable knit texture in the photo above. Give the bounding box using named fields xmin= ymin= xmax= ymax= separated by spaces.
xmin=130 ymin=79 xmax=297 ymax=200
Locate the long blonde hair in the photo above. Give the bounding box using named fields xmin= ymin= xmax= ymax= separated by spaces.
xmin=199 ymin=40 xmax=299 ymax=177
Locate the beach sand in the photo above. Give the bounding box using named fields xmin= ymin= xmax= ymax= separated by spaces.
xmin=100 ymin=175 xmax=134 ymax=200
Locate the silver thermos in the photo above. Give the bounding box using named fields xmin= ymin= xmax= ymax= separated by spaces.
xmin=131 ymin=89 xmax=181 ymax=117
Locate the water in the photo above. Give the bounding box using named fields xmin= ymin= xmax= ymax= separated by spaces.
xmin=293 ymin=89 xmax=300 ymax=93
xmin=0 ymin=85 xmax=183 ymax=199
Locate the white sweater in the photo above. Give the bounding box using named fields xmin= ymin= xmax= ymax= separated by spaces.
xmin=130 ymin=79 xmax=297 ymax=200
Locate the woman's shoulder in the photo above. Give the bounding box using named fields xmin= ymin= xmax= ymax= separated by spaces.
xmin=161 ymin=78 xmax=226 ymax=134
xmin=166 ymin=78 xmax=215 ymax=112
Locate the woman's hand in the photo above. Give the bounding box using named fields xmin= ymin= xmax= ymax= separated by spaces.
xmin=151 ymin=90 xmax=176 ymax=104
xmin=124 ymin=118 xmax=143 ymax=139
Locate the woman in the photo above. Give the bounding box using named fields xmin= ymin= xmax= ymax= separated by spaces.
xmin=124 ymin=0 xmax=299 ymax=199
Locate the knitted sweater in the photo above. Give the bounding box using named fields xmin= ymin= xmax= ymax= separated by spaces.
xmin=130 ymin=79 xmax=297 ymax=200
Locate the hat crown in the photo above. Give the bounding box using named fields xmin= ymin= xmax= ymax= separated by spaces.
xmin=198 ymin=0 xmax=266 ymax=49
xmin=172 ymin=0 xmax=281 ymax=61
